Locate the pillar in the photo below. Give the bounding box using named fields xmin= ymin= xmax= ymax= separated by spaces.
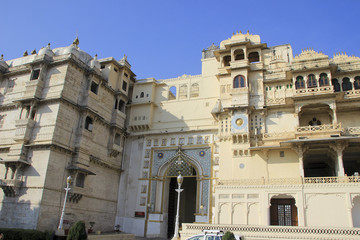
xmin=293 ymin=143 xmax=305 ymax=178
xmin=330 ymin=141 xmax=347 ymax=177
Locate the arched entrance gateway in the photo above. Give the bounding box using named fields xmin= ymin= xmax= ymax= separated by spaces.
xmin=146 ymin=146 xmax=211 ymax=238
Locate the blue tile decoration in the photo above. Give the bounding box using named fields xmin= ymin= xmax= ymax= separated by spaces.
xmin=149 ymin=147 xmax=211 ymax=211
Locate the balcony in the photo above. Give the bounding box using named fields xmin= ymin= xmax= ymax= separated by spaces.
xmin=0 ymin=179 xmax=23 ymax=197
xmin=294 ymin=85 xmax=334 ymax=95
xmin=23 ymin=79 xmax=44 ymax=99
xmin=13 ymin=118 xmax=36 ymax=142
xmin=250 ymin=62 xmax=264 ymax=71
xmin=230 ymin=60 xmax=249 ymax=69
xmin=295 ymin=123 xmax=342 ymax=138
xmin=110 ymin=110 xmax=126 ymax=128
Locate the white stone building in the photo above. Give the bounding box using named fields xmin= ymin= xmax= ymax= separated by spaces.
xmin=1 ymin=32 xmax=360 ymax=239
xmin=0 ymin=38 xmax=135 ymax=232
xmin=117 ymin=32 xmax=360 ymax=239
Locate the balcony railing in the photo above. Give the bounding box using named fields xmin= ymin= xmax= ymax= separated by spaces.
xmin=181 ymin=223 xmax=360 ymax=240
xmin=217 ymin=176 xmax=360 ymax=186
xmin=0 ymin=179 xmax=23 ymax=197
xmin=296 ymin=123 xmax=341 ymax=134
xmin=295 ymin=85 xmax=334 ymax=95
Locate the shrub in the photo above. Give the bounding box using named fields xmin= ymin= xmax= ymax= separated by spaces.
xmin=0 ymin=228 xmax=51 ymax=240
xmin=222 ymin=231 xmax=235 ymax=240
xmin=66 ymin=221 xmax=87 ymax=240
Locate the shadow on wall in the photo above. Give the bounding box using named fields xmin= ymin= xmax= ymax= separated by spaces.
xmin=0 ymin=198 xmax=39 ymax=229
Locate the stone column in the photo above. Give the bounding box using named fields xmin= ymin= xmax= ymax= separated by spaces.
xmin=329 ymin=102 xmax=338 ymax=125
xmin=330 ymin=141 xmax=347 ymax=176
xmin=293 ymin=143 xmax=305 ymax=178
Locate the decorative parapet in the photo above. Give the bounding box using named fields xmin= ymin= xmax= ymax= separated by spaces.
xmin=344 ymin=89 xmax=360 ymax=98
xmin=347 ymin=127 xmax=360 ymax=134
xmin=262 ymin=132 xmax=295 ymax=141
xmin=294 ymin=85 xmax=334 ymax=95
xmin=296 ymin=123 xmax=342 ymax=135
xmin=217 ymin=176 xmax=360 ymax=187
xmin=230 ymin=60 xmax=248 ymax=69
xmin=0 ymin=179 xmax=23 ymax=197
xmin=181 ymin=223 xmax=360 ymax=240
xmin=265 ymin=97 xmax=286 ymax=105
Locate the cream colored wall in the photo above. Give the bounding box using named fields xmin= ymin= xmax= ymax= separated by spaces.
xmin=266 ymin=110 xmax=297 ymax=133
xmin=267 ymin=149 xmax=300 ymax=178
xmin=338 ymin=111 xmax=360 ymax=127
xmin=201 ymin=57 xmax=219 ymax=76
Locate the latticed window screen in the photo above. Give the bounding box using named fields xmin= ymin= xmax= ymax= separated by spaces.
xmin=270 ymin=198 xmax=298 ymax=226
xmin=167 ymin=155 xmax=195 ymax=177
xmin=278 ymin=204 xmax=292 ymax=226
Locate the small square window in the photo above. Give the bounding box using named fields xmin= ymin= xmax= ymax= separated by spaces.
xmin=153 ymin=139 xmax=159 ymax=146
xmin=90 ymin=81 xmax=99 ymax=94
xmin=146 ymin=139 xmax=152 ymax=147
xmin=188 ymin=137 xmax=193 ymax=145
xmin=170 ymin=138 xmax=176 ymax=145
xmin=100 ymin=65 xmax=105 ymax=69
xmin=31 ymin=69 xmax=40 ymax=80
xmin=75 ymin=173 xmax=85 ymax=188
xmin=85 ymin=116 xmax=93 ymax=131
xmin=280 ymin=151 xmax=285 ymax=157
xmin=161 ymin=139 xmax=167 ymax=146
xmin=114 ymin=133 xmax=121 ymax=146
xmin=124 ymin=73 xmax=129 ymax=78
xmin=114 ymin=68 xmax=118 ymax=72
xmin=179 ymin=138 xmax=185 ymax=145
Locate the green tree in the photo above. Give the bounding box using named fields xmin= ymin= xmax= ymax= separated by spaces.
xmin=67 ymin=221 xmax=87 ymax=240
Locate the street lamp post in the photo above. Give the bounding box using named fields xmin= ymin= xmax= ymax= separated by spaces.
xmin=172 ymin=174 xmax=183 ymax=240
xmin=57 ymin=176 xmax=72 ymax=234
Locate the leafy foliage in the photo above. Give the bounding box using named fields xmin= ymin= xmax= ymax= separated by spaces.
xmin=66 ymin=221 xmax=87 ymax=240
xmin=222 ymin=231 xmax=235 ymax=240
xmin=0 ymin=228 xmax=51 ymax=240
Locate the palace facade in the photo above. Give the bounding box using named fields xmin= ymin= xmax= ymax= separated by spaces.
xmin=1 ymin=32 xmax=360 ymax=239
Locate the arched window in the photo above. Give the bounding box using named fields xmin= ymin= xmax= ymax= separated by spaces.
xmin=233 ymin=75 xmax=246 ymax=88
xmin=332 ymin=79 xmax=340 ymax=92
xmin=169 ymin=86 xmax=176 ymax=100
xmin=307 ymin=74 xmax=317 ymax=88
xmin=342 ymin=77 xmax=352 ymax=91
xmin=140 ymin=92 xmax=144 ymax=98
xmin=179 ymin=84 xmax=188 ymax=99
xmin=223 ymin=55 xmax=231 ymax=67
xmin=295 ymin=76 xmax=305 ymax=89
xmin=119 ymin=100 xmax=125 ymax=112
xmin=85 ymin=116 xmax=93 ymax=131
xmin=234 ymin=49 xmax=245 ymax=60
xmin=248 ymin=52 xmax=259 ymax=63
xmin=319 ymin=73 xmax=329 ymax=87
xmin=354 ymin=76 xmax=360 ymax=90
xmin=190 ymin=83 xmax=199 ymax=98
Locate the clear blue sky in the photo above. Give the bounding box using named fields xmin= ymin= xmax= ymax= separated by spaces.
xmin=1 ymin=0 xmax=360 ymax=79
